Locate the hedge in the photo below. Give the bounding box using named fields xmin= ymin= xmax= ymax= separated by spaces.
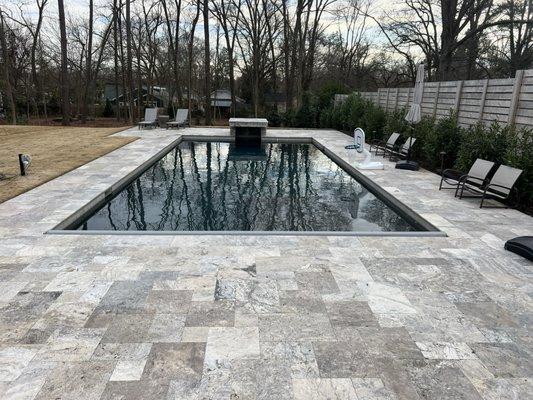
xmin=307 ymin=93 xmax=533 ymax=213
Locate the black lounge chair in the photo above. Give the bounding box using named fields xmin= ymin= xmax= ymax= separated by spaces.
xmin=369 ymin=132 xmax=400 ymax=156
xmin=458 ymin=164 xmax=523 ymax=208
xmin=387 ymin=137 xmax=416 ymax=161
xmin=505 ymin=236 xmax=533 ymax=261
xmin=439 ymin=158 xmax=495 ymax=196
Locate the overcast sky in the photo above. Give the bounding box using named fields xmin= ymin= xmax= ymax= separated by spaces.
xmin=6 ymin=0 xmax=391 ymax=43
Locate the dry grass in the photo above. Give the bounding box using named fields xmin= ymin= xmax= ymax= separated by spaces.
xmin=0 ymin=125 xmax=137 ymax=204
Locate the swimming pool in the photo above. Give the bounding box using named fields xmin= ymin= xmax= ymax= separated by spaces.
xmin=56 ymin=139 xmax=440 ymax=235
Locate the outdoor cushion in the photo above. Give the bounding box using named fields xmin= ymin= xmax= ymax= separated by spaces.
xmin=504 ymin=236 xmax=533 ymax=261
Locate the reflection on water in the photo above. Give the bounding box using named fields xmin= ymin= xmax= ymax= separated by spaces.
xmin=78 ymin=141 xmax=415 ymax=232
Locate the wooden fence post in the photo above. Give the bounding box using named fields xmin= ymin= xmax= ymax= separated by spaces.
xmin=385 ymin=88 xmax=390 ymax=112
xmin=508 ymin=70 xmax=524 ymax=126
xmin=453 ymin=81 xmax=464 ymax=119
xmin=478 ymin=79 xmax=489 ymax=122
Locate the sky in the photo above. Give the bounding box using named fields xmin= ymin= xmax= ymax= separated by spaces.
xmin=6 ymin=0 xmax=392 ymax=44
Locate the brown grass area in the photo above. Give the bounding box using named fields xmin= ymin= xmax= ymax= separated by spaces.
xmin=0 ymin=125 xmax=137 ymax=203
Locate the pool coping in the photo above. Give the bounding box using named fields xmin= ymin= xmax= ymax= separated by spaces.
xmin=47 ymin=134 xmax=446 ymax=237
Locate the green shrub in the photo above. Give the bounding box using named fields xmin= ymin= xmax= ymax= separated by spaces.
xmin=316 ymin=82 xmax=347 ymax=110
xmin=455 ymin=121 xmax=511 ymax=172
xmin=383 ymin=107 xmax=409 ymax=137
xmin=361 ymin=102 xmax=386 ymax=141
xmin=319 ymin=107 xmax=332 ymax=128
xmin=420 ymin=114 xmax=462 ymax=170
xmin=293 ymin=93 xmax=316 ymax=128
xmin=266 ymin=109 xmax=282 ymax=127
xmin=282 ymin=109 xmax=295 ymax=127
xmin=335 ymin=93 xmax=367 ymax=131
xmin=504 ymin=127 xmax=533 ymax=208
xmin=317 ymin=92 xmax=532 ymax=212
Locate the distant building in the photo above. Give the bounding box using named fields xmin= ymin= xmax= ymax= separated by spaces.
xmin=210 ymin=89 xmax=245 ymax=117
xmin=103 ymin=84 xmax=182 ymax=108
xmin=264 ymin=92 xmax=287 ymax=112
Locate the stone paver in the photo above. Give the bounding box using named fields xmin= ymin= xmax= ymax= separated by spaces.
xmin=0 ymin=127 xmax=531 ymax=399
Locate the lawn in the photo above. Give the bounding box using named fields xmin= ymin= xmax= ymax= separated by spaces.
xmin=0 ymin=125 xmax=136 ymax=203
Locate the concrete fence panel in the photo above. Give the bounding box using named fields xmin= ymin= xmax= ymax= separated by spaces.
xmin=335 ymin=69 xmax=533 ymax=130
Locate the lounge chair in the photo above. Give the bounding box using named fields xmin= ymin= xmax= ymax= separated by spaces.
xmin=387 ymin=137 xmax=416 ymax=161
xmin=167 ymin=109 xmax=189 ymax=129
xmin=457 ymin=164 xmax=523 ymax=208
xmin=138 ymin=108 xmax=158 ymax=130
xmin=439 ymin=158 xmax=495 ymax=196
xmin=369 ymin=132 xmax=400 ymax=156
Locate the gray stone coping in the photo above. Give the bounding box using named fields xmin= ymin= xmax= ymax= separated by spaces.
xmin=228 ymin=118 xmax=269 ymax=127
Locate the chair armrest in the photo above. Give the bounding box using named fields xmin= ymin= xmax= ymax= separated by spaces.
xmin=486 ymin=183 xmax=512 ymax=191
xmin=441 ymin=169 xmax=462 ymax=180
xmin=459 ymin=174 xmax=486 ymax=184
xmin=442 ymin=168 xmax=460 ymax=174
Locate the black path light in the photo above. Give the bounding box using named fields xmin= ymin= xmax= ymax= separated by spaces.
xmin=18 ymin=154 xmax=32 ymax=176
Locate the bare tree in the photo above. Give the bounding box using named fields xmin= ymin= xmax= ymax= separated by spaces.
xmin=126 ymin=0 xmax=135 ymax=123
xmin=81 ymin=0 xmax=94 ymax=122
xmin=211 ymin=0 xmax=242 ymax=116
xmin=494 ymin=0 xmax=533 ymax=75
xmin=161 ymin=0 xmax=183 ymax=109
xmin=12 ymin=0 xmax=49 ymax=119
xmin=113 ymin=0 xmax=122 ymax=120
xmin=0 ymin=8 xmax=16 ymax=123
xmin=187 ymin=0 xmax=201 ymax=116
xmin=203 ymin=0 xmax=212 ymax=124
xmin=57 ymin=0 xmax=70 ymax=125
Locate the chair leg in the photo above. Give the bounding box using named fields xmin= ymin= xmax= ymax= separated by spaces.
xmin=439 ymin=176 xmax=444 ymax=190
xmin=459 ymin=183 xmax=465 ymax=199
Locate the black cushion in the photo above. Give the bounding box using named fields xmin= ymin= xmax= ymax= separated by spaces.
xmin=504 ymin=236 xmax=533 ymax=261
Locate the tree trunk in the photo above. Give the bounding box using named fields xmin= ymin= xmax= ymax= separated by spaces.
xmin=126 ymin=0 xmax=135 ymax=123
xmin=30 ymin=0 xmax=47 ymax=120
xmin=81 ymin=0 xmax=94 ymax=123
xmin=203 ymin=0 xmax=211 ymax=125
xmin=136 ymin=27 xmax=142 ymax=120
xmin=113 ymin=0 xmax=121 ymax=120
xmin=0 ymin=10 xmax=16 ymax=124
xmin=187 ymin=1 xmax=201 ymax=120
xmin=57 ymin=0 xmax=70 ymax=125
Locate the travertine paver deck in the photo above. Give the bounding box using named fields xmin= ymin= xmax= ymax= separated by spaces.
xmin=0 ymin=127 xmax=531 ymax=400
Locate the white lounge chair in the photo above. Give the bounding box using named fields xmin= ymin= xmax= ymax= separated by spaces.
xmin=138 ymin=108 xmax=158 ymax=130
xmin=167 ymin=109 xmax=189 ymax=129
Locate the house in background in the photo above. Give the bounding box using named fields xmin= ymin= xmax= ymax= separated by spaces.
xmin=103 ymin=84 xmax=174 ymax=108
xmin=210 ymin=89 xmax=245 ymax=118
xmin=264 ymin=92 xmax=287 ymax=112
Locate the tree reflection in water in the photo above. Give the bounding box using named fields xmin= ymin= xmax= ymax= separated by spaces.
xmin=80 ymin=141 xmax=415 ymax=232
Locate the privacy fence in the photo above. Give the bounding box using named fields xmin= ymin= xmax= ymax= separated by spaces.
xmin=335 ymin=69 xmax=533 ymax=130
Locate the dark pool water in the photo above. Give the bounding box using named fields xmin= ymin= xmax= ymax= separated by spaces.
xmin=76 ymin=141 xmax=416 ymax=232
